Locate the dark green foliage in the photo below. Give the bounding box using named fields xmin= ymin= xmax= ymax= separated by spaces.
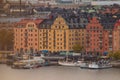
xmin=0 ymin=29 xmax=14 ymax=51
xmin=108 ymin=51 xmax=120 ymax=60
xmin=72 ymin=44 xmax=83 ymax=53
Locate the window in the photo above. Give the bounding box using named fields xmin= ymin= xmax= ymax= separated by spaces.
xmin=59 ymin=26 xmax=60 ymax=29
xmin=49 ymin=43 xmax=51 ymax=45
xmin=55 ymin=26 xmax=57 ymax=28
xmin=35 ymin=38 xmax=37 ymax=41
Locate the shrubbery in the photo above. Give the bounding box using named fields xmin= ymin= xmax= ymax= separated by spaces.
xmin=108 ymin=51 xmax=120 ymax=60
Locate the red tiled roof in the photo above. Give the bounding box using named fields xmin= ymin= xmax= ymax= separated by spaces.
xmin=16 ymin=19 xmax=44 ymax=25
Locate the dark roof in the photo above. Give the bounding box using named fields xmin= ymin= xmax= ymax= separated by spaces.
xmin=35 ymin=5 xmax=120 ymax=29
xmin=100 ymin=13 xmax=120 ymax=29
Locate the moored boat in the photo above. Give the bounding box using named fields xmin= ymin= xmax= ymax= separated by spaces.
xmin=58 ymin=61 xmax=82 ymax=67
xmin=88 ymin=62 xmax=112 ymax=69
xmin=80 ymin=62 xmax=112 ymax=69
xmin=12 ymin=56 xmax=45 ymax=69
xmin=80 ymin=61 xmax=89 ymax=68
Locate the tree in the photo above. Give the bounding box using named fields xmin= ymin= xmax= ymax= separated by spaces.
xmin=72 ymin=44 xmax=83 ymax=53
xmin=108 ymin=51 xmax=120 ymax=60
xmin=0 ymin=29 xmax=14 ymax=51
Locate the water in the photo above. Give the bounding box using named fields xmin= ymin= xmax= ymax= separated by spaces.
xmin=0 ymin=64 xmax=120 ymax=80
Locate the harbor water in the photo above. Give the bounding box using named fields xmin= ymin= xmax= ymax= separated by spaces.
xmin=0 ymin=64 xmax=120 ymax=80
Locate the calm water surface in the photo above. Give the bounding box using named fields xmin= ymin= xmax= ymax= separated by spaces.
xmin=0 ymin=64 xmax=120 ymax=80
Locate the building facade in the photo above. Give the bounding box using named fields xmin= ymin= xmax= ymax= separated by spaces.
xmin=14 ymin=16 xmax=86 ymax=53
xmin=39 ymin=16 xmax=86 ymax=52
xmin=14 ymin=15 xmax=120 ymax=54
xmin=86 ymin=17 xmax=103 ymax=54
xmin=113 ymin=20 xmax=120 ymax=52
xmin=14 ymin=19 xmax=43 ymax=54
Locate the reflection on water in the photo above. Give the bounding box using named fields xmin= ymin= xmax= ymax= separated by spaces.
xmin=0 ymin=64 xmax=120 ymax=80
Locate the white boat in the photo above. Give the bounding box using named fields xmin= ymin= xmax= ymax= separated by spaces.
xmin=23 ymin=63 xmax=40 ymax=69
xmin=80 ymin=62 xmax=89 ymax=68
xmin=58 ymin=61 xmax=82 ymax=67
xmin=88 ymin=62 xmax=112 ymax=69
xmin=12 ymin=56 xmax=45 ymax=69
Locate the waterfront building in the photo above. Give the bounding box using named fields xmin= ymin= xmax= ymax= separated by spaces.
xmin=14 ymin=15 xmax=86 ymax=53
xmin=39 ymin=15 xmax=86 ymax=52
xmin=113 ymin=20 xmax=120 ymax=52
xmin=86 ymin=17 xmax=103 ymax=54
xmin=13 ymin=5 xmax=120 ymax=54
xmin=14 ymin=19 xmax=43 ymax=54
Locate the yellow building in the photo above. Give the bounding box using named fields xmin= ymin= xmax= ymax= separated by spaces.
xmin=39 ymin=15 xmax=86 ymax=52
xmin=14 ymin=19 xmax=43 ymax=54
xmin=14 ymin=15 xmax=86 ymax=53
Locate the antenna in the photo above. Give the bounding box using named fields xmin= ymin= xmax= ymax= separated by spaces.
xmin=20 ymin=0 xmax=21 ymax=16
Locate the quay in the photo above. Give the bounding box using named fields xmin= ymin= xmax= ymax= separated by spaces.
xmin=111 ymin=61 xmax=120 ymax=68
xmin=42 ymin=56 xmax=65 ymax=65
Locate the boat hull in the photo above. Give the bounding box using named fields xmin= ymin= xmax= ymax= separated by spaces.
xmin=80 ymin=62 xmax=112 ymax=69
xmin=58 ymin=61 xmax=81 ymax=67
xmin=88 ymin=64 xmax=112 ymax=69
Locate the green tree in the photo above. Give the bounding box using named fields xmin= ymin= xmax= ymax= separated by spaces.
xmin=108 ymin=51 xmax=120 ymax=60
xmin=0 ymin=29 xmax=14 ymax=51
xmin=72 ymin=44 xmax=83 ymax=53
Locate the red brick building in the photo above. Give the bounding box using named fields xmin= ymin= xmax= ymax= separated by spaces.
xmin=86 ymin=17 xmax=103 ymax=55
xmin=113 ymin=20 xmax=120 ymax=52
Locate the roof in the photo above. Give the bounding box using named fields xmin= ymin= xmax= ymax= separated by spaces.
xmin=16 ymin=18 xmax=44 ymax=26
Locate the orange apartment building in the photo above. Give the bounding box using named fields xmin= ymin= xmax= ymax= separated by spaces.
xmin=14 ymin=16 xmax=86 ymax=53
xmin=39 ymin=15 xmax=86 ymax=52
xmin=14 ymin=19 xmax=43 ymax=54
xmin=14 ymin=15 xmax=119 ymax=54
